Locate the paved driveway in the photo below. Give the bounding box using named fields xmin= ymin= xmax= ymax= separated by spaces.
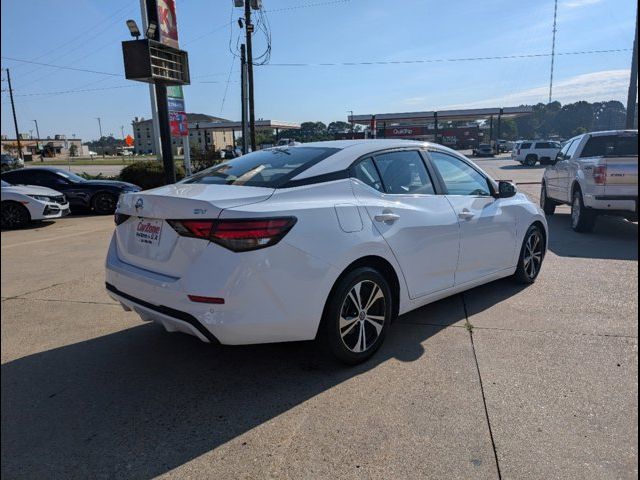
xmin=1 ymin=165 xmax=637 ymax=479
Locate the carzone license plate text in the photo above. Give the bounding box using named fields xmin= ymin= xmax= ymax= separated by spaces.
xmin=135 ymin=219 xmax=163 ymax=246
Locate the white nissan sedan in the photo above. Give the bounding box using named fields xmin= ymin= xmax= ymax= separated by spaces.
xmin=106 ymin=140 xmax=547 ymax=364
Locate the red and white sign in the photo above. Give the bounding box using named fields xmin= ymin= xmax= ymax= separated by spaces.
xmin=169 ymin=111 xmax=188 ymax=137
xmin=157 ymin=0 xmax=179 ymax=48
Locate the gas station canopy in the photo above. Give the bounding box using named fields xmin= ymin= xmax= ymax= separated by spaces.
xmin=348 ymin=106 xmax=533 ymax=125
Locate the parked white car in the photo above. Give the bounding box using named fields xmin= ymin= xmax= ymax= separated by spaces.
xmin=512 ymin=140 xmax=561 ymax=166
xmin=541 ymin=130 xmax=638 ymax=232
xmin=106 ymin=140 xmax=547 ymax=364
xmin=1 ymin=179 xmax=70 ymax=228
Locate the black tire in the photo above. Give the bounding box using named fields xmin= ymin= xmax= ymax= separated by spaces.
xmin=92 ymin=192 xmax=117 ymax=215
xmin=540 ymin=183 xmax=556 ymax=215
xmin=524 ymin=155 xmax=537 ymax=167
xmin=513 ymin=224 xmax=545 ymax=284
xmin=571 ymin=189 xmax=596 ymax=233
xmin=319 ymin=267 xmax=393 ymax=365
xmin=1 ymin=201 xmax=31 ymax=229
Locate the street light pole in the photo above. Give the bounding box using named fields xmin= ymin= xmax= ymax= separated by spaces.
xmin=96 ymin=117 xmax=105 ymax=158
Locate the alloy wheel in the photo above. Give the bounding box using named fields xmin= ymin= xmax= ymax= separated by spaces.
xmin=1 ymin=203 xmax=29 ymax=228
xmin=339 ymin=280 xmax=386 ymax=353
xmin=523 ymin=230 xmax=543 ymax=279
xmin=94 ymin=193 xmax=116 ymax=214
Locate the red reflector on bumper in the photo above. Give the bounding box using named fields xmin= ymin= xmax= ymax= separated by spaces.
xmin=188 ymin=295 xmax=225 ymax=304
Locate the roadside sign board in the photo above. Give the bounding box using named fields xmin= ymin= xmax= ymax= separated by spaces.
xmin=167 ymin=97 xmax=185 ymax=112
xmin=169 ymin=111 xmax=188 ymax=137
xmin=157 ymin=0 xmax=179 ymax=48
xmin=125 ymin=135 xmax=134 ymax=146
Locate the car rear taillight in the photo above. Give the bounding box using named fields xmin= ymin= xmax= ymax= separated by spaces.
xmin=593 ymin=165 xmax=607 ymax=184
xmin=114 ymin=213 xmax=130 ymax=225
xmin=167 ymin=217 xmax=297 ymax=252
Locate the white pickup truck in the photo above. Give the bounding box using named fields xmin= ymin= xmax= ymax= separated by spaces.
xmin=540 ymin=130 xmax=638 ymax=232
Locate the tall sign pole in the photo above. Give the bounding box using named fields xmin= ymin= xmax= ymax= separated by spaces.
xmin=625 ymin=13 xmax=638 ymax=129
xmin=140 ymin=0 xmax=163 ymax=159
xmin=6 ymin=69 xmax=23 ymax=160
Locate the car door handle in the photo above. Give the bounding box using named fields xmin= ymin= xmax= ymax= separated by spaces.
xmin=458 ymin=209 xmax=475 ymax=220
xmin=374 ymin=212 xmax=400 ymax=223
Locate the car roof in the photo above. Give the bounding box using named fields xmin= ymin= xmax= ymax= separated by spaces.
xmin=5 ymin=167 xmax=65 ymax=174
xmin=287 ymin=139 xmax=466 ymax=181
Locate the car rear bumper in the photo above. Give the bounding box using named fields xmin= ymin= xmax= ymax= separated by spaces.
xmin=585 ymin=195 xmax=638 ymax=213
xmin=105 ymin=234 xmax=339 ymax=345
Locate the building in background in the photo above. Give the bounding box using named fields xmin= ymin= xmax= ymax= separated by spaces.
xmin=1 ymin=134 xmax=84 ymax=161
xmin=132 ymin=113 xmax=233 ymax=155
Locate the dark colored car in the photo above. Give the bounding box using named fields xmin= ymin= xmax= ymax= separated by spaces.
xmin=1 ymin=167 xmax=140 ymax=214
xmin=473 ymin=144 xmax=494 ymax=157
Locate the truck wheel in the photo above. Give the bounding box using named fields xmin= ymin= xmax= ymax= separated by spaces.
xmin=540 ymin=183 xmax=556 ymax=215
xmin=524 ymin=155 xmax=537 ymax=166
xmin=571 ymin=190 xmax=596 ymax=233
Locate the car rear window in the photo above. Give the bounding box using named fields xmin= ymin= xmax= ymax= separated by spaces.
xmin=580 ymin=133 xmax=638 ymax=157
xmin=182 ymin=147 xmax=341 ymax=188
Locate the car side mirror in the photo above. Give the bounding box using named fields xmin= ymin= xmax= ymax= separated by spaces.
xmin=498 ymin=180 xmax=517 ymax=198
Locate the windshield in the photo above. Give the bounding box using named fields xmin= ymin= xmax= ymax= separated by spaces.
xmin=1 ymin=179 xmax=10 ymax=187
xmin=581 ymin=133 xmax=638 ymax=157
xmin=56 ymin=170 xmax=88 ymax=183
xmin=182 ymin=147 xmax=341 ymax=188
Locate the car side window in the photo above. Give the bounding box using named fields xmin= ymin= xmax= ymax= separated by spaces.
xmin=557 ymin=140 xmax=573 ymax=160
xmin=352 ymin=157 xmax=383 ymax=192
xmin=429 ymin=151 xmax=491 ymax=196
xmin=372 ymin=150 xmax=435 ymax=195
xmin=535 ymin=142 xmax=550 ymax=149
xmin=520 ymin=142 xmax=532 ymax=150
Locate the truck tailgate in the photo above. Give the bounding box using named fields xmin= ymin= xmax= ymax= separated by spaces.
xmin=604 ymin=156 xmax=638 ymax=196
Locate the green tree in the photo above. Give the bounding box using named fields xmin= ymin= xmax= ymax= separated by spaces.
xmin=68 ymin=144 xmax=78 ymax=157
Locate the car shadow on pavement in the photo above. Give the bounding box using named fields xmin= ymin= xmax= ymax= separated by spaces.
xmin=546 ymin=213 xmax=638 ymax=261
xmin=0 ymin=286 xmax=524 ymax=479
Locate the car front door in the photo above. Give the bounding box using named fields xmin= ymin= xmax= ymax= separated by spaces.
xmin=350 ymin=150 xmax=460 ymax=299
xmin=545 ymin=140 xmax=573 ymax=200
xmin=427 ymin=150 xmax=518 ymax=286
xmin=556 ymin=138 xmax=582 ymax=203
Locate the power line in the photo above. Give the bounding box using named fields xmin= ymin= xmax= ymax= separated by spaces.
xmin=260 ymin=48 xmax=633 ymax=67
xmin=0 ymin=56 xmax=121 ymax=77
xmin=13 ymin=84 xmax=138 ymax=97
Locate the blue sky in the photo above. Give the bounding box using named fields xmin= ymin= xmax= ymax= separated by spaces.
xmin=1 ymin=0 xmax=636 ymax=141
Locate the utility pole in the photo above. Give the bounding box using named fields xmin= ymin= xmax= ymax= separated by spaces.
xmin=244 ymin=0 xmax=256 ymax=151
xmin=96 ymin=117 xmax=105 ymax=158
xmin=5 ymin=69 xmax=23 ymax=160
xmin=626 ymin=13 xmax=638 ymax=129
xmin=32 ymin=119 xmax=42 ymax=161
xmin=548 ymin=0 xmax=558 ymax=103
xmin=240 ymin=44 xmax=249 ymax=155
xmin=121 ymin=125 xmax=125 ymax=140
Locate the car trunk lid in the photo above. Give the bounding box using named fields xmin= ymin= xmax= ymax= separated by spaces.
xmin=114 ymin=183 xmax=274 ymax=276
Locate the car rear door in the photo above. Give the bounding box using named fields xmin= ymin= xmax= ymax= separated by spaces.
xmin=427 ymin=149 xmax=518 ymax=285
xmin=350 ymin=150 xmax=460 ymax=299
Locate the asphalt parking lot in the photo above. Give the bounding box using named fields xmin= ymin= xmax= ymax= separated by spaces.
xmin=2 ymin=157 xmax=638 ymax=479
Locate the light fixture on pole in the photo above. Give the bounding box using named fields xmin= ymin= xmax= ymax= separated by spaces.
xmin=126 ymin=19 xmax=141 ymax=39
xmin=145 ymin=21 xmax=157 ymax=39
